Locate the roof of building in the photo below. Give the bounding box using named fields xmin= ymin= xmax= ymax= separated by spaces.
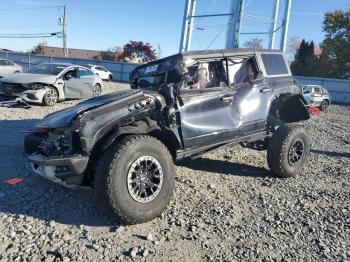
xmin=42 ymin=46 xmax=101 ymax=59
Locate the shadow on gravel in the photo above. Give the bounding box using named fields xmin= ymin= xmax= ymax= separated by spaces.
xmin=0 ymin=119 xmax=114 ymax=227
xmin=311 ymin=149 xmax=350 ymax=158
xmin=180 ymin=157 xmax=274 ymax=178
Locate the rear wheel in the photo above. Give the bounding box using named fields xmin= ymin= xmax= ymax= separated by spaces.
xmin=94 ymin=135 xmax=175 ymax=224
xmin=267 ymin=123 xmax=311 ymax=178
xmin=42 ymin=86 xmax=58 ymax=106
xmin=92 ymin=84 xmax=102 ymax=97
xmin=320 ymin=100 xmax=329 ymax=111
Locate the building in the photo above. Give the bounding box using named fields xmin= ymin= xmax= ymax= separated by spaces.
xmin=42 ymin=46 xmax=101 ymax=59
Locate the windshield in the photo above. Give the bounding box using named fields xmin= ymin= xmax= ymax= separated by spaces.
xmin=27 ymin=64 xmax=68 ymax=75
xmin=130 ymin=56 xmax=182 ymax=89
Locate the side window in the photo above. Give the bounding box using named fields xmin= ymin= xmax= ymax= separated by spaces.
xmin=64 ymin=68 xmax=78 ymax=79
xmin=0 ymin=60 xmax=5 ymax=65
xmin=184 ymin=59 xmax=227 ymax=89
xmin=79 ymin=68 xmax=94 ymax=78
xmin=96 ymin=66 xmax=107 ymax=72
xmin=313 ymin=87 xmax=321 ymax=95
xmin=227 ymin=57 xmax=258 ymax=85
xmin=3 ymin=60 xmax=13 ymax=66
xmin=261 ymin=54 xmax=289 ymax=76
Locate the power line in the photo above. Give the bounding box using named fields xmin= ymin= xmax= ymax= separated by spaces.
xmin=0 ymin=6 xmax=63 ymax=11
xmin=0 ymin=32 xmax=61 ymax=38
xmin=0 ymin=25 xmax=59 ymax=29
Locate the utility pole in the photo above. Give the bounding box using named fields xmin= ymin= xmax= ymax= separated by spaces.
xmin=225 ymin=0 xmax=244 ymax=49
xmin=63 ymin=5 xmax=68 ymax=57
xmin=268 ymin=0 xmax=280 ymax=49
xmin=280 ymin=0 xmax=292 ymax=52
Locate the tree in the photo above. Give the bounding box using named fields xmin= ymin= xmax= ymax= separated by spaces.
xmin=99 ymin=48 xmax=115 ymax=61
xmin=318 ymin=9 xmax=350 ymax=79
xmin=94 ymin=46 xmax=123 ymax=61
xmin=121 ymin=41 xmax=157 ymax=63
xmin=242 ymin=38 xmax=263 ymax=49
xmin=290 ymin=40 xmax=320 ymax=77
xmin=287 ymin=36 xmax=302 ymax=57
xmin=31 ymin=42 xmax=47 ymax=55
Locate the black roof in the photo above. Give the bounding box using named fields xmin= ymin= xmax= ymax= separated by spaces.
xmin=181 ymin=48 xmax=282 ymax=59
xmin=133 ymin=48 xmax=283 ymax=70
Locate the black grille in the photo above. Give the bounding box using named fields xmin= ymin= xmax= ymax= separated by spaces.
xmin=1 ymin=82 xmax=25 ymax=95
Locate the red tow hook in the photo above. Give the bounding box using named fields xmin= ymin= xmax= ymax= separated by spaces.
xmin=307 ymin=106 xmax=321 ymax=116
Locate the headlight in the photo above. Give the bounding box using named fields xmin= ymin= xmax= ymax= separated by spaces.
xmin=37 ymin=128 xmax=73 ymax=156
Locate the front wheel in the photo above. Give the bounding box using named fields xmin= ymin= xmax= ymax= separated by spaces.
xmin=267 ymin=123 xmax=311 ymax=178
xmin=320 ymin=100 xmax=329 ymax=111
xmin=94 ymin=135 xmax=175 ymax=224
xmin=42 ymin=86 xmax=58 ymax=106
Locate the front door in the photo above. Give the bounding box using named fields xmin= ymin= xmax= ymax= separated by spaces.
xmin=64 ymin=67 xmax=94 ymax=98
xmin=179 ymin=87 xmax=241 ymax=149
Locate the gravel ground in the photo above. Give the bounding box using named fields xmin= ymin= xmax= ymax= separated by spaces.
xmin=0 ymin=83 xmax=349 ymax=261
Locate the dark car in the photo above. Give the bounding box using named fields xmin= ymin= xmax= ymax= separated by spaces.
xmin=25 ymin=49 xmax=311 ymax=224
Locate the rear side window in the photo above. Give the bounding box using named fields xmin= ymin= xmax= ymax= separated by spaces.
xmin=261 ymin=54 xmax=289 ymax=76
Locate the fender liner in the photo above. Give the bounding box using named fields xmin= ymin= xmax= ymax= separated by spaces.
xmin=268 ymin=94 xmax=310 ymax=125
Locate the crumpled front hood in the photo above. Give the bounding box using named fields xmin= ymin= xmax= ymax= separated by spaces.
xmin=0 ymin=73 xmax=57 ymax=85
xmin=37 ymin=89 xmax=142 ymax=129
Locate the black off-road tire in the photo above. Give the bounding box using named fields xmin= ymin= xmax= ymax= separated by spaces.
xmin=42 ymin=86 xmax=58 ymax=106
xmin=267 ymin=123 xmax=311 ymax=178
xmin=320 ymin=100 xmax=329 ymax=111
xmin=108 ymin=74 xmax=113 ymax=81
xmin=94 ymin=135 xmax=175 ymax=224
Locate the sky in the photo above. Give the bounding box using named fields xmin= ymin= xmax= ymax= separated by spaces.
xmin=0 ymin=0 xmax=349 ymax=57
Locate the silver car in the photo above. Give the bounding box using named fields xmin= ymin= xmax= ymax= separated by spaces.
xmin=302 ymin=85 xmax=331 ymax=111
xmin=0 ymin=59 xmax=23 ymax=77
xmin=0 ymin=63 xmax=103 ymax=106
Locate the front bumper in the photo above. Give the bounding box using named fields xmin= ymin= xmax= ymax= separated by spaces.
xmin=308 ymin=100 xmax=322 ymax=107
xmin=0 ymin=88 xmax=48 ymax=104
xmin=27 ymin=153 xmax=89 ymax=187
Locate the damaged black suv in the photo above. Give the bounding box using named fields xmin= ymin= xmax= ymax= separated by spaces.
xmin=25 ymin=49 xmax=311 ymax=224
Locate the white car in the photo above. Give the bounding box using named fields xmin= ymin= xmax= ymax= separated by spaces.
xmin=84 ymin=64 xmax=113 ymax=81
xmin=0 ymin=59 xmax=23 ymax=77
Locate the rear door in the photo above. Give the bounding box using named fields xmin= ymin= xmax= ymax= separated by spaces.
xmin=226 ymin=55 xmax=273 ymax=135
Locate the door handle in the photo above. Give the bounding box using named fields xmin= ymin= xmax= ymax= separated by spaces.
xmin=220 ymin=95 xmax=234 ymax=102
xmin=260 ymin=87 xmax=273 ymax=93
